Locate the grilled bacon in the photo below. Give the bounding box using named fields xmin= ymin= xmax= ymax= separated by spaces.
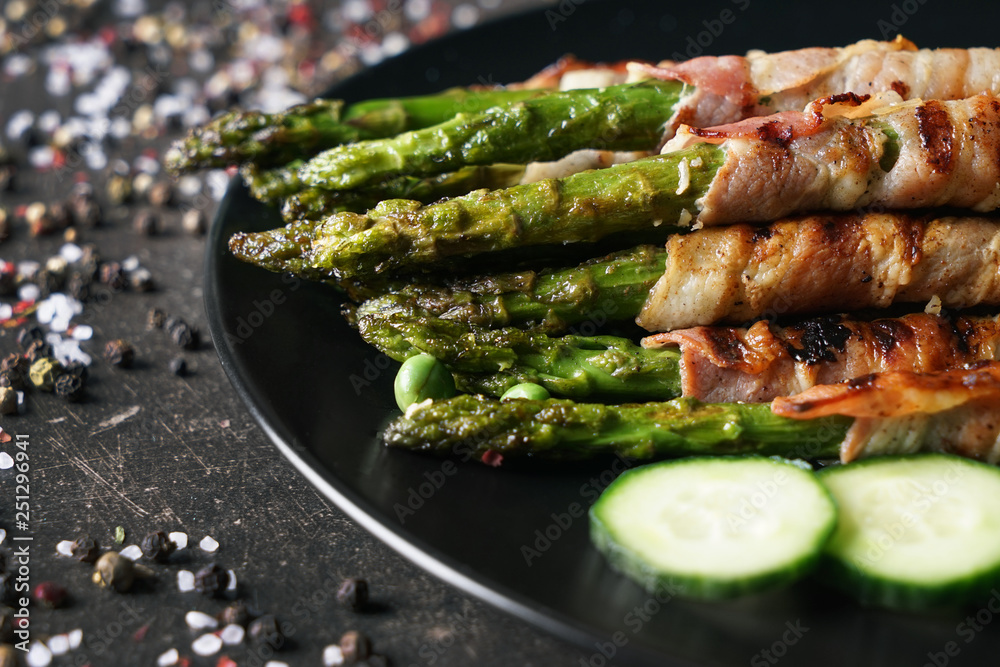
xmin=772 ymin=363 xmax=1000 ymax=463
xmin=637 ymin=214 xmax=1000 ymax=332
xmin=642 ymin=313 xmax=1000 ymax=403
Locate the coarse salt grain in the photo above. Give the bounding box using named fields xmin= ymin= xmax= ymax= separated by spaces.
xmin=47 ymin=634 xmax=70 ymax=656
xmin=177 ymin=570 xmax=195 ymax=592
xmin=192 ymin=632 xmax=223 ymax=656
xmin=169 ymin=531 xmax=188 ymax=549
xmin=185 ymin=610 xmax=218 ymax=631
xmin=0 ymin=452 xmax=13 ymax=470
xmin=323 ymin=644 xmax=345 ymax=666
xmin=220 ymin=624 xmax=245 ymax=645
xmin=226 ymin=570 xmax=238 ymax=592
xmin=60 ymin=243 xmax=84 ymax=263
xmin=120 ymin=544 xmax=143 ymax=561
xmin=199 ymin=535 xmax=219 ymax=552
xmin=26 ymin=641 xmax=53 ymax=667
xmin=157 ymin=648 xmax=179 ymax=666
xmin=67 ymin=629 xmax=83 ymax=650
xmin=0 ymin=529 xmax=6 ymax=544
xmin=56 ymin=540 xmax=75 ymax=557
xmin=72 ymin=325 xmax=94 ymax=341
xmin=264 ymin=662 xmax=290 ymax=667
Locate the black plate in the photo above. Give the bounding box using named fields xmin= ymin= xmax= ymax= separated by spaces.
xmin=206 ymin=2 xmax=1000 ymax=664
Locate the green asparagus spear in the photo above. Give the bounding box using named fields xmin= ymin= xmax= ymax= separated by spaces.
xmin=230 ymin=143 xmax=723 ymax=279
xmin=277 ymin=164 xmax=527 ymax=220
xmin=355 ymin=300 xmax=681 ymax=400
xmin=355 ymin=245 xmax=666 ymax=333
xmin=301 ymin=80 xmax=684 ymax=190
xmin=383 ymin=394 xmax=850 ymax=461
xmin=244 ymin=160 xmax=526 ymax=212
xmin=165 ymin=88 xmax=547 ymax=172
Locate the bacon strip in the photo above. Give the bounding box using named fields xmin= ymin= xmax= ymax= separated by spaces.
xmin=632 ymin=36 xmax=1000 ymax=142
xmin=642 ymin=314 xmax=1000 ymax=404
xmin=663 ymin=93 xmax=1000 ymax=226
xmin=637 ymin=214 xmax=1000 ymax=332
xmin=772 ymin=363 xmax=1000 ymax=463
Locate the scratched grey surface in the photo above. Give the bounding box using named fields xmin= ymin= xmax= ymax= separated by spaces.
xmin=1 ymin=197 xmax=591 ymax=667
xmin=0 ymin=1 xmax=596 ymax=664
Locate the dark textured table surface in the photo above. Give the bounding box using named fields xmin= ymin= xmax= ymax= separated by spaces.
xmin=10 ymin=1 xmax=1000 ymax=666
xmin=0 ymin=1 xmax=597 ymax=665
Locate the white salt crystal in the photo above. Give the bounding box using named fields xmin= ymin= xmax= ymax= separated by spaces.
xmin=56 ymin=540 xmax=75 ymax=557
xmin=157 ymin=648 xmax=179 ymax=666
xmin=185 ymin=610 xmax=218 ymax=631
xmin=67 ymin=629 xmax=83 ymax=649
xmin=199 ymin=535 xmax=219 ymax=552
xmin=220 ymin=623 xmax=244 ymax=645
xmin=26 ymin=641 xmax=53 ymax=667
xmin=120 ymin=544 xmax=143 ymax=561
xmin=323 ymin=644 xmax=345 ymax=666
xmin=177 ymin=570 xmax=195 ymax=592
xmin=169 ymin=531 xmax=188 ymax=549
xmin=47 ymin=634 xmax=70 ymax=656
xmin=191 ymin=633 xmax=222 ymax=656
xmin=0 ymin=452 xmax=13 ymax=470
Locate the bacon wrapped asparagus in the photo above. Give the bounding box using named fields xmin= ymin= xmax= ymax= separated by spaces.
xmin=233 ymin=92 xmax=1000 ymax=280
xmin=637 ymin=213 xmax=1000 ymax=331
xmin=386 ymin=363 xmax=1000 ymax=464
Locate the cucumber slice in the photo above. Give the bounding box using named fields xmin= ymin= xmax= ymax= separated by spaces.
xmin=818 ymin=454 xmax=1000 ymax=609
xmin=590 ymin=456 xmax=836 ymax=599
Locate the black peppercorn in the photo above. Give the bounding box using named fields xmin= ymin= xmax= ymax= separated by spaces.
xmin=133 ymin=209 xmax=158 ymax=235
xmin=104 ymin=339 xmax=134 ymax=368
xmin=147 ymin=308 xmax=166 ymax=329
xmin=337 ymin=577 xmax=369 ymax=611
xmin=99 ymin=262 xmax=126 ymax=290
xmin=193 ymin=563 xmax=229 ymax=596
xmin=217 ymin=600 xmax=251 ymax=627
xmin=70 ymin=534 xmax=101 ymax=563
xmin=33 ymin=581 xmax=68 ymax=608
xmin=168 ymin=320 xmax=199 ymax=350
xmin=248 ymin=614 xmax=284 ymax=649
xmin=54 ymin=373 xmax=84 ymax=402
xmin=168 ymin=356 xmax=187 ymax=376
xmin=66 ymin=272 xmax=90 ymax=300
xmin=16 ymin=326 xmax=43 ymax=350
xmin=25 ymin=339 xmax=53 ymax=364
xmin=140 ymin=531 xmax=175 ymax=562
xmin=340 ymin=630 xmax=372 ymax=663
xmin=0 ymin=353 xmax=27 ymax=377
xmin=62 ymin=361 xmax=89 ymax=381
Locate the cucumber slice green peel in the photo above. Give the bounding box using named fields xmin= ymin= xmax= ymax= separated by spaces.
xmin=589 ymin=456 xmax=837 ymax=600
xmin=818 ymin=453 xmax=1000 ymax=610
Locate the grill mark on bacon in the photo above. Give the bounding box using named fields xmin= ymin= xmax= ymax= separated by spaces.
xmin=641 ymin=313 xmax=1000 ymax=404
xmin=784 ymin=317 xmax=851 ymax=364
xmin=915 ymin=100 xmax=955 ymax=173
